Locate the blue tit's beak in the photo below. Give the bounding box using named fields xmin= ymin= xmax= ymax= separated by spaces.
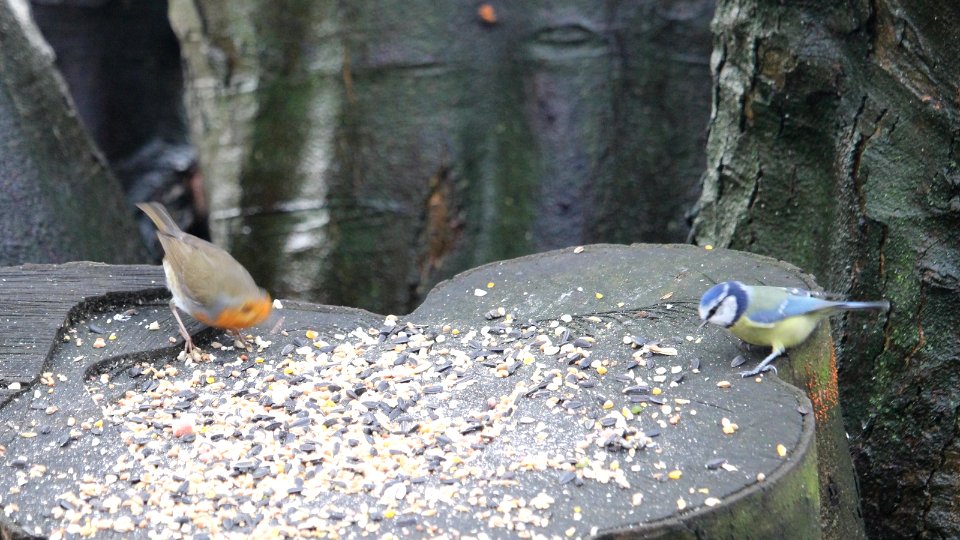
xmin=698 ymin=319 xmax=709 ymax=330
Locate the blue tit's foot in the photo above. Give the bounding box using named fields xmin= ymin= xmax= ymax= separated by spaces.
xmin=739 ymin=364 xmax=777 ymax=378
xmin=738 ymin=347 xmax=785 ymax=378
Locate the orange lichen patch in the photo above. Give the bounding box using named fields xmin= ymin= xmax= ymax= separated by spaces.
xmin=804 ymin=337 xmax=840 ymax=425
xmin=478 ymin=3 xmax=497 ymax=24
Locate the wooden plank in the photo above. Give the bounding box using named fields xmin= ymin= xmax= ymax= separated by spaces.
xmin=0 ymin=262 xmax=166 ymax=393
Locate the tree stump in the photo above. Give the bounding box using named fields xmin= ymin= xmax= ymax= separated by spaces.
xmin=0 ymin=245 xmax=862 ymax=538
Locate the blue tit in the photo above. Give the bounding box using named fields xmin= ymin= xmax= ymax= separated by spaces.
xmin=698 ymin=281 xmax=889 ymax=377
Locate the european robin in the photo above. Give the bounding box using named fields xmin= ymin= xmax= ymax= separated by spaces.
xmin=137 ymin=202 xmax=272 ymax=352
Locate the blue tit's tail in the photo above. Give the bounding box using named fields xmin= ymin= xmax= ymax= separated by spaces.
xmin=837 ymin=300 xmax=890 ymax=312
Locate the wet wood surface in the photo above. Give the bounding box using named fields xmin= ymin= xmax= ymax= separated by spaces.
xmin=0 ymin=246 xmax=854 ymax=538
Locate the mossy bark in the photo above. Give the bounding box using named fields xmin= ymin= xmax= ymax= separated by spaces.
xmin=0 ymin=2 xmax=144 ymax=265
xmin=170 ymin=0 xmax=714 ymax=314
xmin=29 ymin=0 xmax=202 ymax=247
xmin=691 ymin=1 xmax=960 ymax=536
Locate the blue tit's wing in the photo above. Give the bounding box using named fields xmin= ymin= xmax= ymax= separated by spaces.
xmin=746 ymin=295 xmax=839 ymax=325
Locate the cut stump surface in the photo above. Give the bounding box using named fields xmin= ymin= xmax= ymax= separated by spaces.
xmin=0 ymin=246 xmax=853 ymax=539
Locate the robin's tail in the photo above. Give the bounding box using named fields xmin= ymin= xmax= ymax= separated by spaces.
xmin=137 ymin=202 xmax=183 ymax=236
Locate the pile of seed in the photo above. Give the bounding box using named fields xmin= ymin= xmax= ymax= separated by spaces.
xmin=44 ymin=309 xmax=725 ymax=538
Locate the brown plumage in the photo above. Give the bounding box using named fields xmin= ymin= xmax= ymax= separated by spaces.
xmin=138 ymin=202 xmax=271 ymax=352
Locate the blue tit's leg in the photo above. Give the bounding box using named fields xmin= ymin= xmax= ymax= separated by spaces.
xmin=739 ymin=346 xmax=784 ymax=378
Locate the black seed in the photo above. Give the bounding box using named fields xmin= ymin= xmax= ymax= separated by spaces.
xmin=288 ymin=417 xmax=311 ymax=429
xmin=706 ymin=458 xmax=727 ymax=470
xmin=461 ymin=424 xmax=483 ymax=434
xmin=731 ymin=355 xmax=747 ymax=368
xmin=573 ymin=338 xmax=594 ymax=348
xmin=558 ymin=470 xmax=577 ymax=484
xmin=396 ymin=516 xmax=418 ymax=527
xmin=232 ymin=461 xmax=257 ymax=472
xmin=690 ymin=357 xmax=701 ymax=370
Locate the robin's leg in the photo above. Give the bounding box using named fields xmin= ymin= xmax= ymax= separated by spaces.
xmin=231 ymin=329 xmax=251 ymax=349
xmin=169 ymin=300 xmax=195 ymax=353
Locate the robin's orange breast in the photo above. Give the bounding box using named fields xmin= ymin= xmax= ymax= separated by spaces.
xmin=193 ymin=296 xmax=272 ymax=330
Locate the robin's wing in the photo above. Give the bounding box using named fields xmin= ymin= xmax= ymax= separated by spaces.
xmin=158 ymin=232 xmax=260 ymax=308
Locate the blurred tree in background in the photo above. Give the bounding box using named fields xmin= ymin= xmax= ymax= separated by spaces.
xmin=30 ymin=0 xmax=206 ymax=255
xmin=0 ymin=1 xmax=143 ymax=264
xmin=168 ymin=0 xmax=715 ymax=314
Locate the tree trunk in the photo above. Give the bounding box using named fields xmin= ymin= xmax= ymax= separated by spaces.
xmin=30 ymin=0 xmax=206 ymax=254
xmin=691 ymin=1 xmax=960 ymax=537
xmin=170 ymin=0 xmax=714 ymax=314
xmin=0 ymin=0 xmax=144 ymax=264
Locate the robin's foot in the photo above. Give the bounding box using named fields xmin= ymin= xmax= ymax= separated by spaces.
xmin=232 ymin=330 xmax=251 ymax=350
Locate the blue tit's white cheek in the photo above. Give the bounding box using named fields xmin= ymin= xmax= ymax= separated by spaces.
xmin=709 ymin=296 xmax=740 ymax=327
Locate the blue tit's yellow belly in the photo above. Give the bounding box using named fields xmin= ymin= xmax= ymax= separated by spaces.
xmin=728 ymin=314 xmax=822 ymax=350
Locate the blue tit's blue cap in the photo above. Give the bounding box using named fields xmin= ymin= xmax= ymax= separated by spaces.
xmin=699 ymin=282 xmax=730 ymax=310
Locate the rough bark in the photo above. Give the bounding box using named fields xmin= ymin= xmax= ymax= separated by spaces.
xmin=169 ymin=0 xmax=714 ymax=314
xmin=691 ymin=1 xmax=960 ymax=537
xmin=0 ymin=0 xmax=144 ymax=264
xmin=30 ymin=0 xmax=206 ymax=254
